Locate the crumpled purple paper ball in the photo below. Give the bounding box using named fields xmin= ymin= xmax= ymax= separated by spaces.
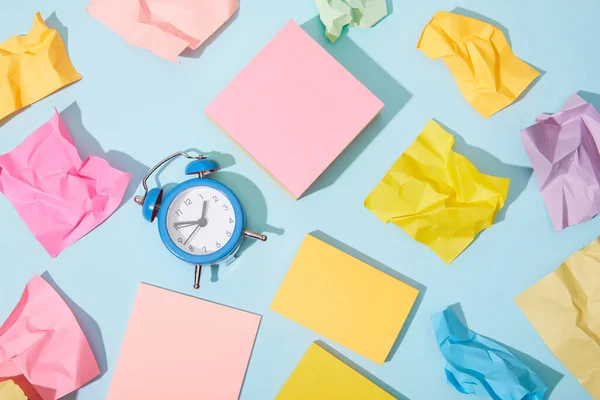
xmin=521 ymin=94 xmax=600 ymax=230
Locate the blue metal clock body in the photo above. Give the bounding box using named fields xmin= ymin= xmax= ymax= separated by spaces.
xmin=134 ymin=152 xmax=267 ymax=289
xmin=157 ymin=178 xmax=245 ymax=265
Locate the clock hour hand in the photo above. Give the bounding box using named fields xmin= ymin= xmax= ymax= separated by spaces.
xmin=200 ymin=200 xmax=208 ymax=223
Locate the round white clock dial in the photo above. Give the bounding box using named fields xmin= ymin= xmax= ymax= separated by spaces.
xmin=166 ymin=186 xmax=236 ymax=256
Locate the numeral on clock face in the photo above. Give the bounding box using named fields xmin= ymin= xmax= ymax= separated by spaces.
xmin=167 ymin=186 xmax=237 ymax=256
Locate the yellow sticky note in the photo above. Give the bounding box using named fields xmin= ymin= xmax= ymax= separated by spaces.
xmin=0 ymin=380 xmax=27 ymax=400
xmin=275 ymin=343 xmax=395 ymax=400
xmin=270 ymin=235 xmax=419 ymax=364
xmin=0 ymin=13 xmax=82 ymax=122
xmin=417 ymin=11 xmax=540 ymax=118
xmin=515 ymin=237 xmax=600 ymax=399
xmin=365 ymin=120 xmax=509 ymax=264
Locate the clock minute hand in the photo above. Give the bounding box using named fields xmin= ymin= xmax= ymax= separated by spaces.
xmin=183 ymin=200 xmax=208 ymax=246
xmin=184 ymin=224 xmax=202 ymax=246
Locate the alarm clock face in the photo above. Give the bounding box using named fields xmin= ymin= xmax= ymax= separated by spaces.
xmin=165 ymin=186 xmax=236 ymax=256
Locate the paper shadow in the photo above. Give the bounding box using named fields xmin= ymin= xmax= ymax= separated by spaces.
xmin=315 ymin=341 xmax=408 ymax=399
xmin=515 ymin=66 xmax=545 ymax=105
xmin=577 ymin=90 xmax=600 ymax=110
xmin=435 ymin=120 xmax=532 ymax=224
xmin=386 ymin=0 xmax=394 ymax=16
xmin=238 ymin=321 xmax=262 ymax=400
xmin=446 ymin=303 xmax=467 ymax=325
xmin=300 ymin=17 xmax=411 ymax=197
xmin=309 ymin=230 xmax=425 ymax=363
xmin=0 ymin=107 xmax=29 ymax=128
xmin=61 ymin=102 xmax=150 ymax=209
xmin=40 ymin=272 xmax=108 ymax=393
xmin=447 ymin=303 xmax=563 ymax=400
xmin=180 ymin=7 xmax=240 ymax=59
xmin=451 ymin=7 xmax=545 ymax=105
xmin=45 ymin=12 xmax=68 ymax=47
xmin=502 ymin=343 xmax=564 ymax=399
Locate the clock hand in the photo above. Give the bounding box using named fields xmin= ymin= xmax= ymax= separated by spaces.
xmin=183 ymin=201 xmax=209 ymax=246
xmin=200 ymin=200 xmax=208 ymax=222
xmin=173 ymin=221 xmax=198 ymax=228
xmin=184 ymin=224 xmax=202 ymax=246
xmin=174 ymin=221 xmax=199 ymax=227
xmin=175 ymin=201 xmax=209 ymax=226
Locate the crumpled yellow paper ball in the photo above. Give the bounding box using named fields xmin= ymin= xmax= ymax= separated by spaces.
xmin=417 ymin=11 xmax=540 ymax=118
xmin=0 ymin=380 xmax=27 ymax=400
xmin=364 ymin=120 xmax=510 ymax=263
xmin=0 ymin=12 xmax=82 ymax=122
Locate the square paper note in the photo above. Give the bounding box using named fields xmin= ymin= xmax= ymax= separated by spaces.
xmin=271 ymin=235 xmax=419 ymax=364
xmin=275 ymin=342 xmax=395 ymax=400
xmin=107 ymin=284 xmax=261 ymax=400
xmin=205 ymin=20 xmax=383 ymax=199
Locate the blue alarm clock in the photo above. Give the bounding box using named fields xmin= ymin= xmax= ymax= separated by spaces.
xmin=134 ymin=151 xmax=267 ymax=289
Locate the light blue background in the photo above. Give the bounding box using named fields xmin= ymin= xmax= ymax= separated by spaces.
xmin=0 ymin=0 xmax=598 ymax=399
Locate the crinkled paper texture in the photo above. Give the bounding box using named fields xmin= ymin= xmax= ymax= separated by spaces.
xmin=87 ymin=0 xmax=239 ymax=61
xmin=417 ymin=11 xmax=539 ymax=118
xmin=0 ymin=110 xmax=130 ymax=257
xmin=432 ymin=306 xmax=547 ymax=399
xmin=314 ymin=0 xmax=387 ymax=43
xmin=0 ymin=275 xmax=100 ymax=400
xmin=364 ymin=120 xmax=509 ymax=263
xmin=521 ymin=94 xmax=600 ymax=230
xmin=515 ymin=237 xmax=600 ymax=399
xmin=0 ymin=13 xmax=82 ymax=122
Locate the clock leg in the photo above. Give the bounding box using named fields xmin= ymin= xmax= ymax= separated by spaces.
xmin=194 ymin=264 xmax=202 ymax=289
xmin=243 ymin=229 xmax=267 ymax=241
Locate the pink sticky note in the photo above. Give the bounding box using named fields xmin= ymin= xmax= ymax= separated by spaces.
xmin=107 ymin=284 xmax=261 ymax=400
xmin=0 ymin=275 xmax=100 ymax=400
xmin=87 ymin=0 xmax=239 ymax=61
xmin=0 ymin=110 xmax=130 ymax=257
xmin=205 ymin=20 xmax=384 ymax=199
